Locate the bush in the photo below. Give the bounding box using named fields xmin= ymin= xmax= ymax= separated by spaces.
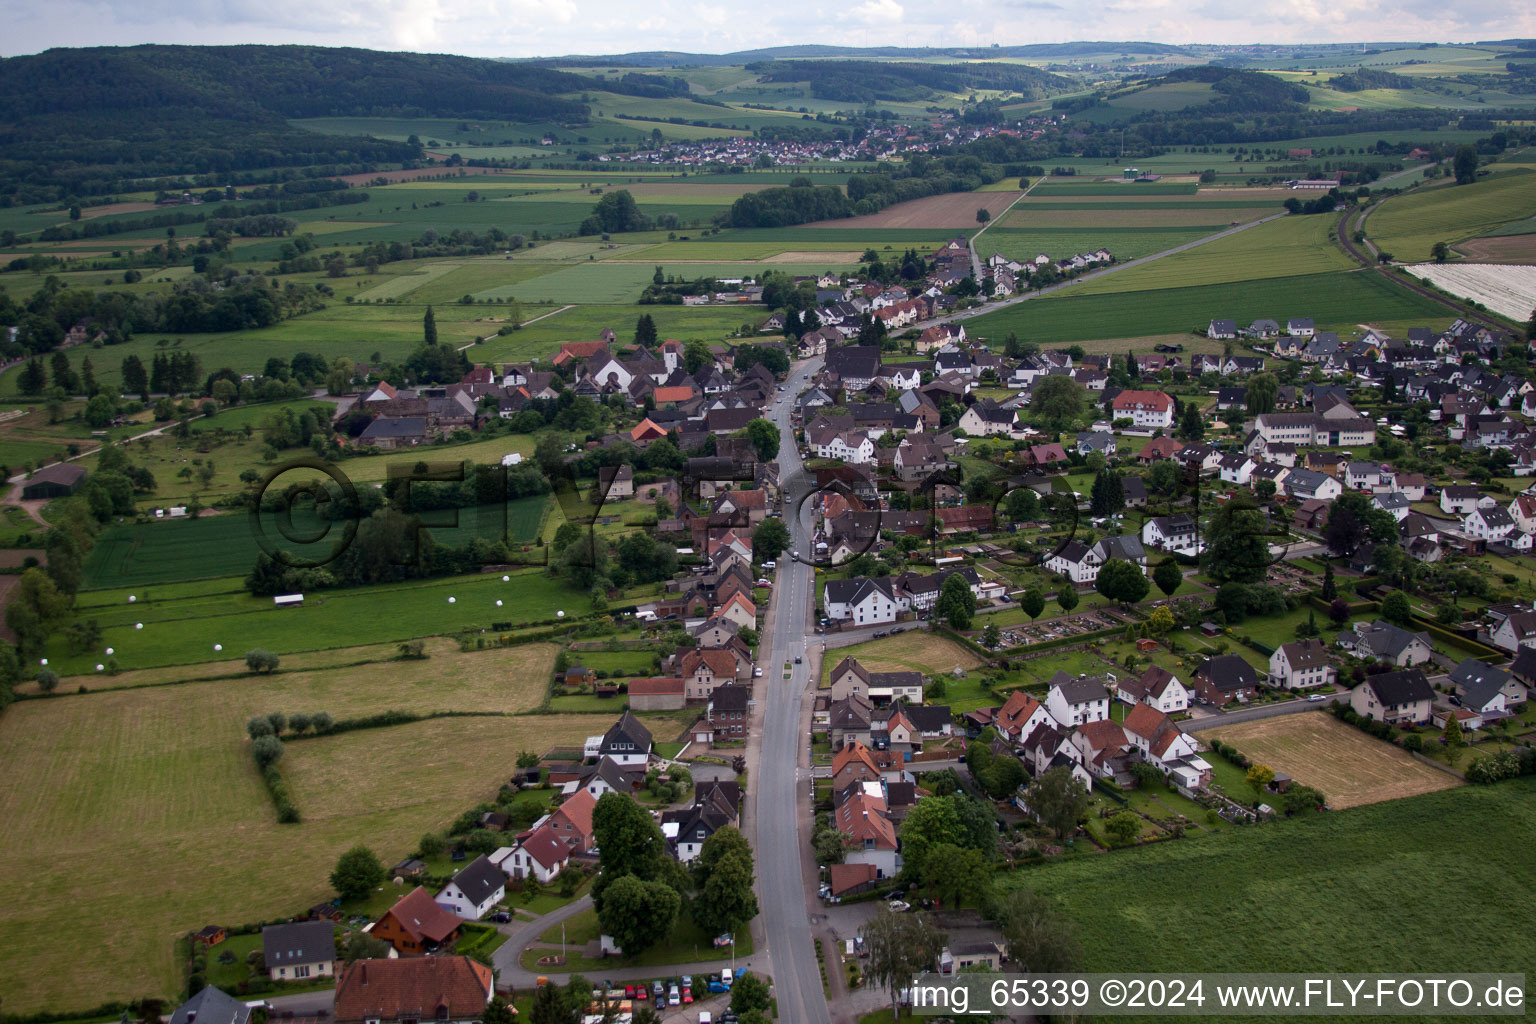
xmin=246 ymin=716 xmax=275 ymax=739
xmin=252 ymin=735 xmax=285 ymax=769
xmin=36 ymin=669 xmax=59 ymax=693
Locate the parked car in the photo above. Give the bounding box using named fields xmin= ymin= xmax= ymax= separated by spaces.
xmin=1307 ymin=693 xmax=1327 ymax=702
xmin=712 ymin=933 xmax=733 ymax=947
xmin=488 ymin=912 xmax=511 ymax=923
xmin=699 ymin=1013 xmax=712 ymax=1024
xmin=754 ymin=667 xmax=763 ymax=677
xmin=707 ymin=975 xmax=729 ymax=993
xmin=653 ymin=980 xmax=665 ymax=1000
xmin=682 ymin=975 xmax=693 ymax=991
xmin=721 ymin=968 xmax=735 ymax=988
xmin=889 ymin=899 xmax=911 ymax=913
xmin=668 ymin=984 xmax=681 ymax=1006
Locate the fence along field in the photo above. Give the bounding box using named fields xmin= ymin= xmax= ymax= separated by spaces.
xmin=994 ymin=779 xmax=1536 ymax=977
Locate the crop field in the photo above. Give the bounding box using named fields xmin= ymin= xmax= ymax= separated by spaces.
xmin=1204 ymin=713 xmax=1460 ymax=809
xmin=801 ymin=191 xmax=1023 ymax=230
xmin=477 ymin=303 xmax=763 ymax=363
xmin=976 ymin=225 xmax=1219 ymax=263
xmin=998 ymin=779 xmax=1536 ymax=978
xmin=631 ymin=238 xmax=921 ymax=261
xmin=1454 ymin=234 xmax=1536 ymax=263
xmin=1068 ymin=214 xmax=1349 ymax=295
xmin=1405 ymin=263 xmax=1536 ymax=322
xmin=969 ymin=269 xmax=1451 ymax=344
xmin=1367 ymin=170 xmax=1536 ymax=261
xmin=818 ymin=632 xmax=983 ymax=686
xmin=0 ymin=686 xmax=603 ymax=1012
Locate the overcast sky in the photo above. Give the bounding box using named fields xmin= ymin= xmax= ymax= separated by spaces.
xmin=3 ymin=0 xmax=1534 ymax=59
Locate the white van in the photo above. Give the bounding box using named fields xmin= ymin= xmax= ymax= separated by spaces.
xmin=698 ymin=1013 xmax=712 ymax=1024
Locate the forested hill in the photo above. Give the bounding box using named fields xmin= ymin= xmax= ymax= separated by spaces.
xmin=0 ymin=45 xmax=695 ymax=202
xmin=746 ymin=60 xmax=1073 ymax=103
xmin=0 ymin=45 xmax=686 ymax=123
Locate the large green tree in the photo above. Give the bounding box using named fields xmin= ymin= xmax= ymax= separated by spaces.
xmin=1152 ymin=559 xmax=1183 ymax=598
xmin=753 ymin=517 xmax=789 ymax=560
xmin=935 ymin=572 xmax=976 ymax=629
xmin=1323 ymin=492 xmax=1396 ymax=558
xmin=863 ymin=909 xmax=947 ymax=1019
xmin=922 ymin=843 xmax=992 ymax=908
xmin=691 ymin=827 xmax=759 ymax=936
xmin=329 ymin=846 xmax=384 ymax=901
xmin=1096 ymin=558 xmax=1150 ymax=604
xmin=1031 ymin=375 xmax=1085 ymax=431
xmin=992 ymin=887 xmax=1084 ymax=974
xmin=596 ymin=874 xmax=680 ymax=956
xmin=896 ymin=796 xmax=964 ymax=882
xmin=1453 ymin=144 xmax=1479 ymax=185
xmin=744 ymin=418 xmax=780 ymax=461
xmin=1204 ymin=496 xmax=1271 ymax=584
xmin=1023 ymin=765 xmax=1090 ymax=841
xmin=1245 ymin=373 xmax=1279 ymax=416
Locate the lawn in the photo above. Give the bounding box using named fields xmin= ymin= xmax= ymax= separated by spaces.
xmin=968 ymin=269 xmax=1452 ymax=344
xmin=1066 ymin=214 xmax=1352 ymax=295
xmin=996 ymin=779 xmax=1536 ymax=976
xmin=0 ymin=677 xmax=608 ymax=1014
xmin=819 ymin=632 xmax=985 ymax=686
xmin=1205 ymin=713 xmax=1461 ymax=809
xmin=518 ymin=908 xmax=753 ymax=970
xmin=1368 ymin=170 xmax=1536 ymax=262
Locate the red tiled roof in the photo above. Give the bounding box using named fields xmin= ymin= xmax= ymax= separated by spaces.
xmin=376 ymin=887 xmax=462 ymax=945
xmin=519 ymin=826 xmax=570 ymax=871
xmin=334 ymin=956 xmax=491 ymax=1023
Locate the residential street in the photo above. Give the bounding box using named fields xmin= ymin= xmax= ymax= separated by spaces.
xmin=755 ymin=355 xmax=834 ymax=1024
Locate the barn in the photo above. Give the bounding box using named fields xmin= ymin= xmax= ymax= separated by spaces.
xmin=21 ymin=463 xmax=86 ymax=500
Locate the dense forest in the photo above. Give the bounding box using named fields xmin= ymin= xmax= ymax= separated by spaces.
xmin=746 ymin=60 xmax=1071 ymax=103
xmin=0 ymin=45 xmax=688 ymax=203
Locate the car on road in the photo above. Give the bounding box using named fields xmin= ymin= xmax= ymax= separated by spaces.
xmin=1307 ymin=693 xmax=1327 ymax=702
xmin=794 ymin=656 xmax=802 ymax=664
xmin=791 ymin=550 xmax=798 ymax=559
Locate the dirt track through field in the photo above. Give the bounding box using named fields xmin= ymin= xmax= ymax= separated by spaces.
xmin=1206 ymin=713 xmax=1460 ymax=809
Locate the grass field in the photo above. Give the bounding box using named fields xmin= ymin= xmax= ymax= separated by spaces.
xmin=976 ymin=226 xmax=1218 ymax=263
xmin=998 ymin=779 xmax=1536 ymax=979
xmin=818 ymin=632 xmax=984 ymax=687
xmin=968 ymin=269 xmax=1452 ymax=344
xmin=1205 ymin=713 xmax=1461 ymax=809
xmin=1029 ymin=182 xmax=1200 ymax=196
xmin=0 ymin=651 xmax=609 ymax=1013
xmin=54 ymin=562 xmax=584 ymax=672
xmin=1368 ymin=170 xmax=1536 ymax=262
xmin=82 ymin=496 xmax=548 ymax=588
xmin=1067 ymin=214 xmax=1352 ymax=295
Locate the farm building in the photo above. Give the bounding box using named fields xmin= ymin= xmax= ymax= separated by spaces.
xmin=21 ymin=463 xmax=85 ymax=499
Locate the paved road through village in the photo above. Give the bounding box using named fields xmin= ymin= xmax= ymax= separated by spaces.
xmin=756 ymin=355 xmax=832 ymax=1024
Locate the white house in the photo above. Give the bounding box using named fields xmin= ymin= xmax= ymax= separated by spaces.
xmin=1268 ymin=639 xmax=1336 ymax=690
xmin=1142 ymin=514 xmax=1200 ymax=556
xmin=1492 ymin=611 xmax=1536 ymax=654
xmin=1219 ymin=453 xmax=1257 ymax=486
xmin=1045 ymin=541 xmax=1100 ymax=585
xmin=1464 ymin=505 xmax=1516 ymax=542
xmin=1110 ymin=389 xmax=1175 ymax=429
xmin=1440 ymin=486 xmax=1483 ymax=516
xmin=1046 ymin=674 xmax=1112 ymax=729
xmin=436 ymin=856 xmax=506 ymax=920
xmin=494 ymin=827 xmax=569 ymax=884
xmin=823 ymin=577 xmax=899 ymax=625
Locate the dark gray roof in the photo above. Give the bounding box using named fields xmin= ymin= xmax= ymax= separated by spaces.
xmin=601 ymin=711 xmax=653 ymax=755
xmin=360 ymin=416 xmax=427 ymax=439
xmin=262 ymin=920 xmax=336 ymax=968
xmin=169 ymin=988 xmax=250 ymax=1024
xmin=444 ymin=854 xmax=506 ymax=906
xmin=711 ymin=683 xmax=750 ymax=712
xmin=1364 ymin=669 xmax=1434 ymax=706
xmin=1050 ymin=673 xmax=1111 ymax=705
xmin=1198 ymin=654 xmax=1259 ymax=691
